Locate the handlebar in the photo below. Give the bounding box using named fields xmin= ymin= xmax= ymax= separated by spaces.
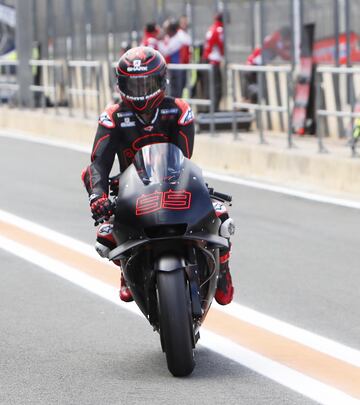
xmin=212 ymin=191 xmax=232 ymax=203
xmin=207 ymin=186 xmax=233 ymax=203
xmin=94 ymin=216 xmax=107 ymax=226
xmin=109 ymin=174 xmax=120 ymax=197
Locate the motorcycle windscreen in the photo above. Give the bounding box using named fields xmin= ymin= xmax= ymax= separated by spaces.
xmin=133 ymin=143 xmax=185 ymax=185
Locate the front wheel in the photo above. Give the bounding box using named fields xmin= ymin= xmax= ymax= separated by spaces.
xmin=157 ymin=269 xmax=195 ymax=377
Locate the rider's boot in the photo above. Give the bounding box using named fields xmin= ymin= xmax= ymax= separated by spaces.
xmin=215 ymin=249 xmax=234 ymax=305
xmin=119 ymin=272 xmax=133 ymax=302
xmin=95 ymin=223 xmax=133 ymax=302
xmin=212 ymin=200 xmax=235 ymax=306
xmin=95 ymin=226 xmax=120 ymax=266
xmin=95 ymin=222 xmax=116 ymax=260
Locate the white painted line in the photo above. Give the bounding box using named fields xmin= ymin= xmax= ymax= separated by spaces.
xmin=204 ymin=171 xmax=360 ymax=210
xmin=0 ymin=129 xmax=91 ymax=153
xmin=0 ymin=208 xmax=107 ymax=265
xmin=215 ymin=302 xmax=360 ymax=368
xmin=201 ymin=330 xmax=360 ymax=405
xmin=0 ymin=235 xmax=140 ymax=316
xmin=1 ymin=130 xmax=359 ymax=209
xmin=0 ymin=233 xmax=359 ymax=405
xmin=1 ymin=208 xmax=360 ymax=370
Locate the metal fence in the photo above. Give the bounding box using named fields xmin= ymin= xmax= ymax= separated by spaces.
xmin=229 ymin=63 xmax=292 ymax=146
xmin=316 ymin=65 xmax=360 ymax=156
xmin=2 ymin=57 xmax=360 ymax=156
xmin=28 ymin=59 xmax=64 ymax=113
xmin=4 ymin=58 xmax=218 ymax=129
xmin=67 ymin=60 xmax=103 ymax=118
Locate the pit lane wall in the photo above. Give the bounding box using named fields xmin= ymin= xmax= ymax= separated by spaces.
xmin=1 ymin=107 xmax=359 ymax=198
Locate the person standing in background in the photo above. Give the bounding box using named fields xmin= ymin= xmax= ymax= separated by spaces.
xmin=178 ymin=15 xmax=191 ymax=93
xmin=158 ymin=18 xmax=191 ymax=98
xmin=202 ymin=12 xmax=224 ymax=111
xmin=178 ymin=15 xmax=191 ymax=65
xmin=141 ymin=22 xmax=161 ymax=50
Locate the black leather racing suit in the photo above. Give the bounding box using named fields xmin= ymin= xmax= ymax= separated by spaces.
xmin=82 ymin=96 xmax=195 ymax=200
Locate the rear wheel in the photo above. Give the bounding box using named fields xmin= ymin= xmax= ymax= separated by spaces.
xmin=157 ymin=270 xmax=195 ymax=377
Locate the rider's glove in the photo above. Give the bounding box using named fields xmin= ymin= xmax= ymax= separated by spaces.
xmin=90 ymin=194 xmax=113 ymax=224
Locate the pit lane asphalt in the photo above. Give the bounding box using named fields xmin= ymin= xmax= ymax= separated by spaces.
xmin=0 ymin=135 xmax=359 ymax=404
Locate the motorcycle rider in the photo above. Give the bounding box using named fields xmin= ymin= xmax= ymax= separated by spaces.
xmin=141 ymin=22 xmax=161 ymax=50
xmin=81 ymin=46 xmax=234 ymax=305
xmin=202 ymin=12 xmax=224 ymax=111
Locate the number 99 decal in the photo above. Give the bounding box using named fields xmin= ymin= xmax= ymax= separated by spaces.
xmin=136 ymin=190 xmax=192 ymax=216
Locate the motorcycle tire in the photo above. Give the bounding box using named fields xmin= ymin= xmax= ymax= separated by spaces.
xmin=157 ymin=269 xmax=195 ymax=377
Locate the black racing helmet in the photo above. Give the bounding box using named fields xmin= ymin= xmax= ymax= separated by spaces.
xmin=116 ymin=46 xmax=167 ymax=113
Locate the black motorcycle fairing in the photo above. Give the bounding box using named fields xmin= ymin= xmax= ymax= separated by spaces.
xmin=113 ymin=164 xmax=215 ymax=231
xmin=108 ymin=232 xmax=228 ymax=261
xmin=111 ymin=147 xmax=223 ymax=252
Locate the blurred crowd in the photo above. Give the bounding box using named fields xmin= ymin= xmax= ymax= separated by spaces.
xmin=142 ymin=16 xmax=191 ymax=99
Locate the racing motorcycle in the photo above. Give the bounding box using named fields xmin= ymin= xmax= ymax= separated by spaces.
xmin=107 ymin=143 xmax=233 ymax=377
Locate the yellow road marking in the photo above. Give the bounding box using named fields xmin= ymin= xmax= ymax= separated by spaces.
xmin=1 ymin=219 xmax=360 ymax=398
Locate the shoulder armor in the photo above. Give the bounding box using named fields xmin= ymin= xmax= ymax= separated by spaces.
xmin=175 ymin=98 xmax=194 ymax=125
xmin=98 ymin=103 xmax=120 ymax=128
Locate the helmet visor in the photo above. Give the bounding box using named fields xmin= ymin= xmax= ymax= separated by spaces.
xmin=118 ymin=74 xmax=164 ymax=100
